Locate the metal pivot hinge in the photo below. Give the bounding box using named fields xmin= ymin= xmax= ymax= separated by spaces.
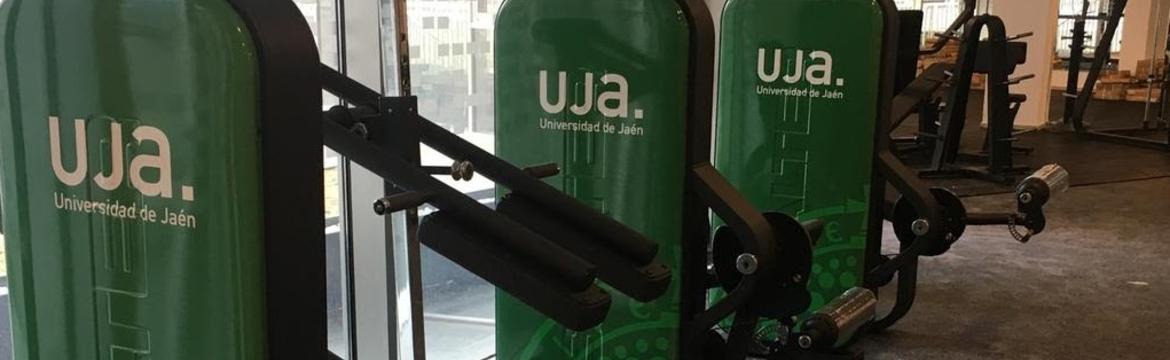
xmin=1007 ymin=215 xmax=1034 ymax=243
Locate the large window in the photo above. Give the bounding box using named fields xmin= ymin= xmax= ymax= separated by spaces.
xmin=294 ymin=1 xmax=352 ymax=359
xmin=389 ymin=0 xmax=502 ymax=359
xmin=921 ymin=0 xmax=964 ymax=34
xmin=1057 ymin=0 xmax=1125 ymax=58
xmin=892 ymin=0 xmax=965 ymax=33
xmin=892 ymin=0 xmax=970 ymax=47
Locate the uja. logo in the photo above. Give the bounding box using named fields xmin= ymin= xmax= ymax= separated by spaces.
xmin=538 ymin=70 xmax=645 ymax=120
xmin=49 ymin=116 xmax=195 ymax=202
xmin=757 ymin=48 xmax=845 ymax=87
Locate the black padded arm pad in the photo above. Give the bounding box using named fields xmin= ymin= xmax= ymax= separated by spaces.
xmin=497 ymin=194 xmax=672 ymax=302
xmin=419 ymin=212 xmax=612 ymax=331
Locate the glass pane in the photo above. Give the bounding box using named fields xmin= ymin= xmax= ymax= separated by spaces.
xmin=893 ymin=0 xmax=920 ymax=10
xmin=922 ymin=0 xmax=962 ymax=34
xmin=893 ymin=0 xmax=964 ymax=50
xmin=390 ymin=0 xmax=503 ymax=358
xmin=1057 ymin=0 xmax=1125 ymax=58
xmin=323 ymin=148 xmax=348 ymax=359
xmin=294 ymin=1 xmax=351 ymax=359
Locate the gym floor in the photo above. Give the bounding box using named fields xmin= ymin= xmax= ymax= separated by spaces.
xmin=860 ymin=91 xmax=1170 ymax=359
xmin=861 ymin=178 xmax=1170 ymax=359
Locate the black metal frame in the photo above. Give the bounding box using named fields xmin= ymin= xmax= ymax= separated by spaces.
xmin=1066 ymin=0 xmax=1170 ymax=150
xmin=319 ymin=64 xmax=680 ymax=332
xmin=917 ymin=15 xmax=1033 ymax=184
xmin=227 ymin=1 xmax=329 ymax=358
xmin=685 ymin=1 xmax=981 ymax=356
xmin=868 ymin=2 xmax=1061 ymax=334
xmin=889 ymin=0 xmax=975 ymax=154
xmin=244 ymin=0 xmax=1064 ymax=358
xmin=891 ymin=0 xmax=1035 ymax=185
xmin=316 ymin=2 xmax=800 ymax=354
xmin=307 ymin=1 xmax=808 ymax=359
xmin=890 ymin=62 xmax=950 ymax=152
xmin=670 ymin=2 xmax=818 ymax=360
xmin=1063 ymin=0 xmax=1093 ymax=119
xmin=866 ymin=0 xmax=945 ymax=331
xmin=672 ymin=1 xmax=954 ymax=357
xmin=693 ymin=1 xmax=954 ymax=356
xmin=690 ymin=1 xmax=1040 ymax=354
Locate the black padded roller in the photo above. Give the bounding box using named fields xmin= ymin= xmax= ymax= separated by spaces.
xmin=419 ymin=212 xmax=611 ymax=331
xmin=497 ymin=194 xmax=672 ymax=302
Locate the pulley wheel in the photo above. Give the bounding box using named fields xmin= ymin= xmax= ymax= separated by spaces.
xmin=712 ymin=212 xmax=814 ymax=319
xmin=893 ymin=188 xmax=967 ymax=257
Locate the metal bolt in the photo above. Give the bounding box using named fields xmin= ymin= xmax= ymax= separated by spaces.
xmin=351 ymin=122 xmax=369 ymax=139
xmin=911 ymin=219 xmax=931 ymax=236
xmin=798 ymin=335 xmax=813 ymax=349
xmin=452 ymin=160 xmax=475 ymax=181
xmin=1019 ymin=192 xmax=1034 ymax=204
xmin=372 ymin=199 xmax=388 ymax=215
xmin=736 ymin=254 xmax=759 ymax=275
xmin=792 ymin=274 xmax=804 ymax=283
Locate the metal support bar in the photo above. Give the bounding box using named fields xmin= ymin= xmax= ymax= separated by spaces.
xmin=322 ymin=118 xmax=597 ymax=289
xmin=1069 ymin=0 xmax=1128 ymax=132
xmin=1064 ymin=0 xmax=1170 ymax=150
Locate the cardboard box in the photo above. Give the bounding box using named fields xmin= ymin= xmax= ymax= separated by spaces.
xmin=1094 ymin=83 xmax=1128 ymax=100
xmin=1126 ymin=88 xmax=1162 ymax=102
xmin=1136 ymin=57 xmax=1167 ymax=80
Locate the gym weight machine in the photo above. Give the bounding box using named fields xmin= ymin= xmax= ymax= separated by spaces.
xmin=338 ymin=0 xmax=1070 ymax=355
xmin=891 ymin=0 xmax=1039 ymax=184
xmin=916 ymin=15 xmax=1036 ymax=184
xmin=707 ymin=0 xmax=1068 ymax=358
xmin=0 ymin=0 xmax=1068 ymax=359
xmin=1063 ymin=0 xmax=1170 ymax=150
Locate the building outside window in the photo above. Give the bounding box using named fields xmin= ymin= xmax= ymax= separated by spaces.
xmin=1057 ymin=0 xmax=1125 ymax=58
xmin=893 ymin=0 xmax=968 ymax=47
xmin=386 ymin=0 xmax=504 ymax=359
xmin=921 ymin=0 xmax=963 ymax=34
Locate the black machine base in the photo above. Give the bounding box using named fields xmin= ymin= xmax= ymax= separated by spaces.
xmin=919 ymin=163 xmax=1033 ymax=185
xmin=769 ymin=350 xmax=864 ymax=360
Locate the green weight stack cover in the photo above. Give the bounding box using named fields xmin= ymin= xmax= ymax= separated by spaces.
xmin=0 ymin=0 xmax=266 ymax=358
xmin=494 ymin=0 xmax=691 ymax=358
xmin=714 ymin=0 xmax=884 ymax=313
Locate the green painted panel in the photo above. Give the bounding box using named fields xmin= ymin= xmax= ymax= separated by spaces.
xmin=0 ymin=0 xmax=265 ymax=359
xmin=715 ymin=0 xmax=883 ymax=312
xmin=493 ymin=0 xmax=690 ymax=358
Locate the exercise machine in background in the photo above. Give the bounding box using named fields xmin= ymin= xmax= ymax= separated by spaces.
xmin=891 ymin=0 xmax=1038 ymax=184
xmin=916 ymin=15 xmax=1036 ymax=184
xmin=1063 ymin=0 xmax=1170 ymax=150
xmin=709 ymin=0 xmax=1068 ymax=359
